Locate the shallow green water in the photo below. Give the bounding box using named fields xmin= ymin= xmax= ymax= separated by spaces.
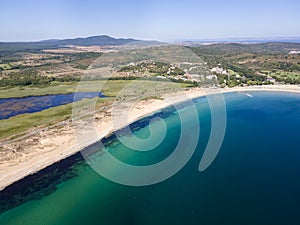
xmin=1 ymin=91 xmax=300 ymax=225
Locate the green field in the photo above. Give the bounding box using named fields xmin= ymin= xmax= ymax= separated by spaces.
xmin=0 ymin=80 xmax=190 ymax=98
xmin=0 ymin=63 xmax=13 ymax=70
xmin=270 ymin=71 xmax=300 ymax=79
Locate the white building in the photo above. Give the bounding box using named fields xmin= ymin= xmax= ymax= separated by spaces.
xmin=289 ymin=50 xmax=300 ymax=54
xmin=206 ymin=75 xmax=217 ymax=80
xmin=211 ymin=67 xmax=227 ymax=75
xmin=266 ymin=76 xmax=276 ymax=83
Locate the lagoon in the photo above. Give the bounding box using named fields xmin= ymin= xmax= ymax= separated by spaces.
xmin=0 ymin=92 xmax=105 ymax=120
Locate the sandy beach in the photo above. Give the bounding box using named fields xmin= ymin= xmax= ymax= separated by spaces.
xmin=1 ymin=84 xmax=300 ymax=190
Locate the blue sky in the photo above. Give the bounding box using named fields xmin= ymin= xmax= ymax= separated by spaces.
xmin=1 ymin=0 xmax=299 ymax=41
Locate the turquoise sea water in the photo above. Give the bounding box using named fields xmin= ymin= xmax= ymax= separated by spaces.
xmin=1 ymin=91 xmax=300 ymax=224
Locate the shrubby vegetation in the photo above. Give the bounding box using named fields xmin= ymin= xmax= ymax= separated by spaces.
xmin=119 ymin=61 xmax=185 ymax=76
xmin=0 ymin=69 xmax=80 ymax=87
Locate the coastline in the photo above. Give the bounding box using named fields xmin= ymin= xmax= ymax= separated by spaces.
xmin=1 ymin=84 xmax=300 ymax=191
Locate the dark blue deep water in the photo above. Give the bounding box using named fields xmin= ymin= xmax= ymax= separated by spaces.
xmin=0 ymin=91 xmax=300 ymax=225
xmin=0 ymin=92 xmax=105 ymax=120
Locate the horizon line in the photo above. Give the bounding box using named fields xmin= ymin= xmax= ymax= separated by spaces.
xmin=1 ymin=34 xmax=300 ymax=43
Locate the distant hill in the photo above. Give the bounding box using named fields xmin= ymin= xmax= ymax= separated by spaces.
xmin=0 ymin=35 xmax=139 ymax=52
xmin=191 ymin=42 xmax=300 ymax=54
xmin=51 ymin=35 xmax=137 ymax=46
